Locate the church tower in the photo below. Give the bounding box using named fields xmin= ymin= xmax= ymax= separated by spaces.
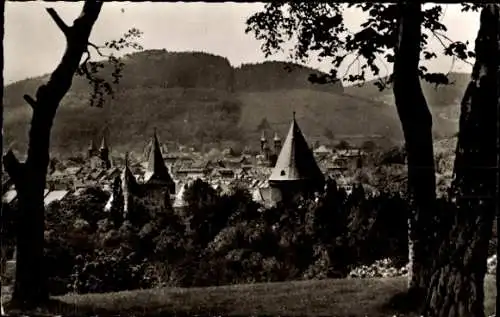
xmin=121 ymin=152 xmax=138 ymax=216
xmin=88 ymin=139 xmax=98 ymax=158
xmin=273 ymin=132 xmax=282 ymax=155
xmin=99 ymin=135 xmax=111 ymax=169
xmin=260 ymin=130 xmax=267 ymax=153
xmin=144 ymin=129 xmax=176 ymax=195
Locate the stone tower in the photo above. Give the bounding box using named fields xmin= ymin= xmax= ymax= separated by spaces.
xmin=99 ymin=135 xmax=111 ymax=169
xmin=88 ymin=139 xmax=98 ymax=158
xmin=268 ymin=112 xmax=324 ymax=200
xmin=144 ymin=129 xmax=176 ymax=195
xmin=273 ymin=131 xmax=282 ymax=155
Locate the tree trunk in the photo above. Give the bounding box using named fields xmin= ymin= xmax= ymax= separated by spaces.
xmin=423 ymin=5 xmax=500 ymax=317
xmin=392 ymin=2 xmax=436 ymax=299
xmin=3 ymin=2 xmax=102 ymax=309
xmin=0 ymin=0 xmax=4 ymax=310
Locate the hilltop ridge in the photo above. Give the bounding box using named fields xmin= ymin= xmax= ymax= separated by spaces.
xmin=3 ymin=50 xmax=466 ymax=157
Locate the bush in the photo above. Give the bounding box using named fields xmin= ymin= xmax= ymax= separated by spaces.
xmin=71 ymin=248 xmax=149 ymax=294
xmin=29 ymin=178 xmax=417 ymax=295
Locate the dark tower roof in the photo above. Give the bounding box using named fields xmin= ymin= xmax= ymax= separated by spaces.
xmin=268 ymin=112 xmax=324 ymax=185
xmin=121 ymin=153 xmax=137 ymax=189
xmin=144 ymin=129 xmax=175 ymax=189
xmin=119 ymin=152 xmax=138 ymax=214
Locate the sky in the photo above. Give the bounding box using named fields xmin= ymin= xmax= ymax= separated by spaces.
xmin=4 ymin=2 xmax=480 ymax=85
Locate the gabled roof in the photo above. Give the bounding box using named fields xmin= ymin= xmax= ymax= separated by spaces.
xmin=44 ymin=190 xmax=69 ymax=207
xmin=2 ymin=190 xmax=17 ymax=204
xmin=144 ymin=129 xmax=175 ymax=188
xmin=268 ymin=113 xmax=324 ymax=185
xmin=314 ymin=145 xmax=332 ymax=154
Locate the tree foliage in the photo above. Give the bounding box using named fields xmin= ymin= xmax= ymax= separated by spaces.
xmin=77 ymin=28 xmax=143 ymax=107
xmin=2 ymin=177 xmax=422 ymax=294
xmin=246 ymin=3 xmax=477 ymax=90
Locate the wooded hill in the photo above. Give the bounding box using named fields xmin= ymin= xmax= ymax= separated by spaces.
xmin=3 ymin=50 xmax=467 ymax=157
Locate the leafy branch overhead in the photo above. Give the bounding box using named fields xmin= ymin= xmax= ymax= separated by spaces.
xmin=77 ymin=28 xmax=144 ymax=107
xmin=245 ymin=3 xmax=478 ymax=91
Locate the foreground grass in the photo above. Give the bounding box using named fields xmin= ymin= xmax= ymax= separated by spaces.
xmin=5 ymin=276 xmax=497 ymax=316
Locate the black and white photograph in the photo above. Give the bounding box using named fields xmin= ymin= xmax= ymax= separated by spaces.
xmin=0 ymin=2 xmax=499 ymax=316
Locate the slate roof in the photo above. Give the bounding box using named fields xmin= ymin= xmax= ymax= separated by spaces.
xmin=268 ymin=113 xmax=324 ymax=186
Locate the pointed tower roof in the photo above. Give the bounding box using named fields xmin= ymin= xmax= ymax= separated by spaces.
xmin=121 ymin=152 xmax=137 ymax=190
xmin=269 ymin=112 xmax=324 ymax=185
xmin=100 ymin=135 xmax=108 ymax=150
xmin=144 ymin=129 xmax=175 ymax=187
xmin=121 ymin=152 xmax=138 ymax=214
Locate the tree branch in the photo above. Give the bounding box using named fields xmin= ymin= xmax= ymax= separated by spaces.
xmin=77 ymin=50 xmax=92 ymax=77
xmin=341 ymin=53 xmax=361 ymax=80
xmin=3 ymin=150 xmax=24 ymax=183
xmin=46 ymin=8 xmax=70 ymax=37
xmin=23 ymin=94 xmax=37 ymax=110
xmin=431 ymin=30 xmax=474 ymax=66
xmin=26 ymin=1 xmax=103 ymax=168
xmin=88 ymin=42 xmax=106 ymax=57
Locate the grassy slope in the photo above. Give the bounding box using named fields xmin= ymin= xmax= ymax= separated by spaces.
xmin=237 ymin=89 xmax=404 ymax=147
xmin=4 ymin=87 xmax=406 ymax=157
xmin=21 ymin=276 xmax=493 ymax=317
xmin=343 ymin=73 xmax=472 ymax=140
xmin=342 ymin=73 xmax=470 ymax=108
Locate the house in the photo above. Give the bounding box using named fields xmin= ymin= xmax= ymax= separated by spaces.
xmin=176 ymin=167 xmax=207 ymax=180
xmin=216 ymin=168 xmax=235 ymax=179
xmin=314 ymin=145 xmax=333 ymax=156
xmin=44 ymin=190 xmax=70 ymax=207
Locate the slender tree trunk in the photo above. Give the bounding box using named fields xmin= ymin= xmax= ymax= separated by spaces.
xmin=392 ymin=2 xmax=436 ymax=299
xmin=3 ymin=2 xmax=102 ymax=308
xmin=423 ymin=5 xmax=500 ymax=317
xmin=0 ymin=0 xmax=5 ymax=308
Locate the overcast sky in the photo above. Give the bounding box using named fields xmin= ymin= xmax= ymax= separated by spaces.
xmin=4 ymin=2 xmax=480 ymax=84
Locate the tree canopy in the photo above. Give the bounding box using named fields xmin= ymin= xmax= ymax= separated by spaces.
xmin=246 ymin=3 xmax=480 ymax=90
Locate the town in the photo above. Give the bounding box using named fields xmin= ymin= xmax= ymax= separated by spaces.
xmin=2 ymin=2 xmax=499 ymax=317
xmin=2 ymin=114 xmax=367 ymax=212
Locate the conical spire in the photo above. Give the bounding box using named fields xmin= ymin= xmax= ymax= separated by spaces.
xmin=100 ymin=135 xmax=108 ymax=150
xmin=269 ymin=114 xmax=324 ymax=186
xmin=121 ymin=152 xmax=137 ymax=188
xmin=121 ymin=152 xmax=137 ymax=214
xmin=144 ymin=129 xmax=175 ymax=193
xmin=99 ymin=134 xmax=111 ymax=169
